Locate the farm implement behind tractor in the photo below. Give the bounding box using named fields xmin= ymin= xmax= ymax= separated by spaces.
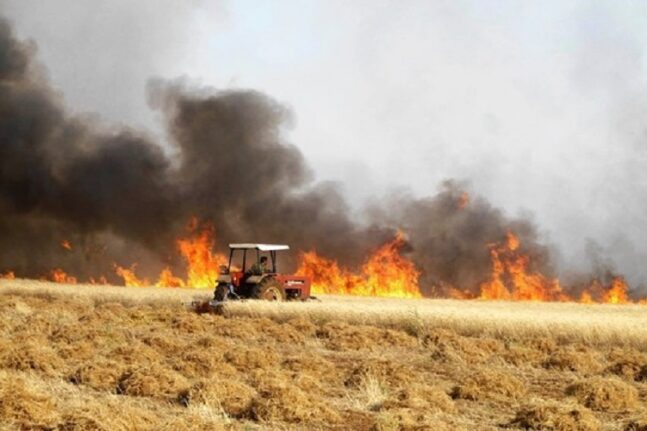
xmin=210 ymin=243 xmax=312 ymax=306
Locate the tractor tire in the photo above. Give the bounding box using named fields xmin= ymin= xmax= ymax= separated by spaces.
xmin=214 ymin=283 xmax=229 ymax=302
xmin=252 ymin=279 xmax=285 ymax=301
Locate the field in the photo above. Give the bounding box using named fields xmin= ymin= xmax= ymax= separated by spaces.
xmin=0 ymin=279 xmax=645 ymax=430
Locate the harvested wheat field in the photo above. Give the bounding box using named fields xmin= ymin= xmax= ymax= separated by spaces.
xmin=0 ymin=279 xmax=645 ymax=430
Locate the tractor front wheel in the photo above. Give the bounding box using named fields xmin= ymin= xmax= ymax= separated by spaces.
xmin=252 ymin=279 xmax=285 ymax=301
xmin=214 ymin=283 xmax=229 ymax=302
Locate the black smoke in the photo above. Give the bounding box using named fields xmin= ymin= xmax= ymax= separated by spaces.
xmin=365 ymin=181 xmax=555 ymax=295
xmin=0 ymin=16 xmax=603 ymax=296
xmin=0 ymin=17 xmax=391 ymax=283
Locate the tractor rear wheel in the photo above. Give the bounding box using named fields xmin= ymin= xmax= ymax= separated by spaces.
xmin=214 ymin=283 xmax=229 ymax=302
xmin=252 ymin=279 xmax=284 ymax=301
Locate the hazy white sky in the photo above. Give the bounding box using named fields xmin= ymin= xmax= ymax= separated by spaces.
xmin=2 ymin=0 xmax=647 ymax=283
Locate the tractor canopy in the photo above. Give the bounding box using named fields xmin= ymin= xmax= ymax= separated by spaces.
xmin=228 ymin=244 xmax=289 ymax=251
xmin=222 ymin=244 xmax=290 ymax=277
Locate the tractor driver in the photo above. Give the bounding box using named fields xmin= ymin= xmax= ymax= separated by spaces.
xmin=251 ymin=256 xmax=270 ymax=275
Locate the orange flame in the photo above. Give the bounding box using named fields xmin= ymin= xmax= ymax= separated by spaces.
xmin=50 ymin=268 xmax=77 ymax=284
xmin=114 ymin=264 xmax=149 ymax=287
xmin=570 ymin=277 xmax=631 ymax=304
xmin=362 ymin=232 xmax=421 ymax=297
xmin=1 ymin=271 xmax=15 ymax=280
xmin=175 ymin=219 xmax=227 ymax=288
xmin=478 ymin=232 xmax=642 ymax=304
xmin=601 ymin=277 xmax=629 ymax=304
xmin=297 ymin=232 xmax=421 ymax=298
xmin=579 ymin=290 xmax=594 ymax=304
xmin=156 ymin=267 xmax=185 ymax=288
xmin=447 ymin=287 xmax=475 ymax=299
xmin=111 ymin=220 xmax=225 ymax=289
xmin=89 ymin=276 xmax=108 ymax=285
xmin=296 ymin=251 xmax=361 ymax=294
xmin=30 ymin=216 xmax=647 ymax=304
xmin=479 ymin=232 xmax=565 ymax=301
xmin=458 ymin=192 xmax=469 ymax=209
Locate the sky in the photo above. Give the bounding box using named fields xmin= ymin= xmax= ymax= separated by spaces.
xmin=1 ymin=0 xmax=647 ymax=284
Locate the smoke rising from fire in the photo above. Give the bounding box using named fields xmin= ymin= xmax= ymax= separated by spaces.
xmin=0 ymin=17 xmax=390 ymax=284
xmin=367 ymin=182 xmax=556 ymax=296
xmin=0 ymin=15 xmax=639 ymax=298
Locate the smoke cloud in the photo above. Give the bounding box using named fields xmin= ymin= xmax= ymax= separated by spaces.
xmin=0 ymin=17 xmax=390 ymax=284
xmin=367 ymin=181 xmax=555 ymax=296
xmin=0 ymin=16 xmax=632 ymax=296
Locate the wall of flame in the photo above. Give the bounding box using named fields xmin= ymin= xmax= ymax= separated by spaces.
xmin=1 ymin=219 xmax=644 ymax=304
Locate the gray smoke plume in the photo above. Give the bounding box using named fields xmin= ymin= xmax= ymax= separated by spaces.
xmin=0 ymin=16 xmax=632 ymax=296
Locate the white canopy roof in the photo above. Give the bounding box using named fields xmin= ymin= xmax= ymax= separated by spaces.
xmin=228 ymin=243 xmax=290 ymax=251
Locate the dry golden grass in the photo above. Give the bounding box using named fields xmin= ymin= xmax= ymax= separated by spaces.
xmin=0 ymin=278 xmax=645 ymax=430
xmin=567 ymin=377 xmax=640 ymax=412
xmin=4 ymin=278 xmax=647 ymax=349
xmin=510 ymin=398 xmax=601 ymax=431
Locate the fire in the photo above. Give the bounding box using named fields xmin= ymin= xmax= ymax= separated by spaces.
xmin=458 ymin=192 xmax=469 ymax=209
xmin=561 ymin=276 xmax=635 ymax=305
xmin=447 ymin=288 xmax=475 ymax=299
xmin=1 ymin=271 xmax=15 ymax=280
xmin=89 ymin=276 xmax=108 ymax=285
xmin=479 ymin=232 xmax=566 ymax=301
xmin=111 ymin=219 xmax=226 ymax=288
xmin=297 ymin=252 xmax=362 ymax=295
xmin=362 ymin=232 xmax=421 ymax=297
xmin=505 ymin=231 xmax=519 ymax=250
xmin=22 ymin=216 xmax=647 ymax=304
xmin=175 ymin=219 xmax=227 ymax=288
xmin=601 ymin=277 xmax=629 ymax=304
xmin=579 ymin=290 xmax=594 ymax=304
xmin=156 ymin=267 xmax=185 ymax=288
xmin=50 ymin=268 xmax=77 ymax=284
xmin=297 ymin=232 xmax=421 ymax=298
xmin=566 ymin=277 xmax=630 ymax=304
xmin=478 ymin=232 xmax=642 ymax=304
xmin=114 ymin=264 xmax=149 ymax=287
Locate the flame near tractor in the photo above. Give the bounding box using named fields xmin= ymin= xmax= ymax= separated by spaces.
xmin=296 ymin=232 xmax=421 ymax=298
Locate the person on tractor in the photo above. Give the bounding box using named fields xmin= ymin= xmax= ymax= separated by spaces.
xmin=250 ymin=256 xmax=269 ymax=275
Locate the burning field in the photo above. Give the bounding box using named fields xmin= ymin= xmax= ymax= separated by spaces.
xmin=1 ymin=8 xmax=647 ymax=430
xmin=1 ymin=15 xmax=646 ymax=305
xmin=0 ymin=279 xmax=645 ymax=430
xmin=4 ymin=221 xmax=644 ymax=306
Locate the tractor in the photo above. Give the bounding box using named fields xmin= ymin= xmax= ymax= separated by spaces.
xmin=212 ymin=243 xmax=312 ymax=303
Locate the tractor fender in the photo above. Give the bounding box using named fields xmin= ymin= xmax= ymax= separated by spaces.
xmin=246 ymin=274 xmax=272 ymax=284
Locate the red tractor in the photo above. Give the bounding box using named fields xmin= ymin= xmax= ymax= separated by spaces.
xmin=212 ymin=243 xmax=312 ymax=303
